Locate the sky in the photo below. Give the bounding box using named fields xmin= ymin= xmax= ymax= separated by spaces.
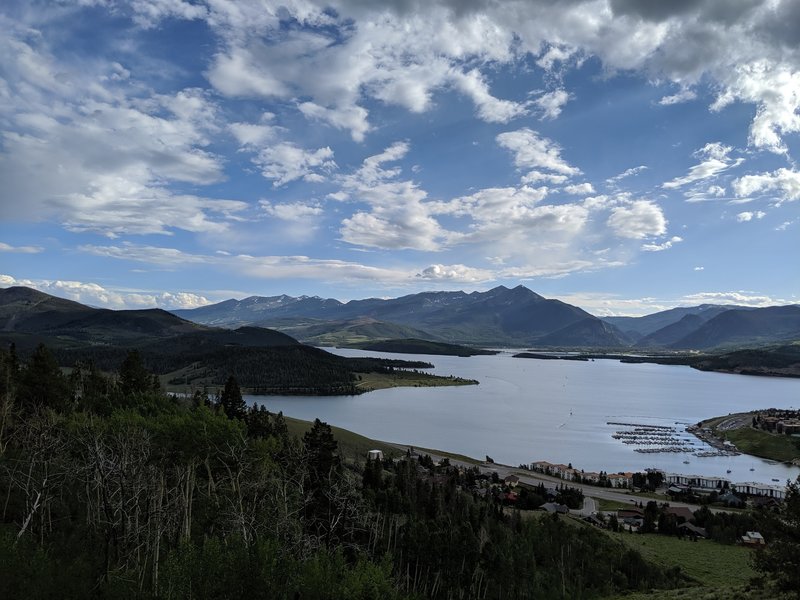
xmin=1 ymin=0 xmax=799 ymax=316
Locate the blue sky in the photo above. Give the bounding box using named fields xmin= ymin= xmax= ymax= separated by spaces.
xmin=1 ymin=0 xmax=799 ymax=315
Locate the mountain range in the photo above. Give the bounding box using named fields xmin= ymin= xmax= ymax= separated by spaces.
xmin=171 ymin=285 xmax=800 ymax=351
xmin=3 ymin=284 xmax=800 ymax=352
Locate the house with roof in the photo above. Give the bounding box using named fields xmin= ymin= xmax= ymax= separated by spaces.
xmin=541 ymin=502 xmax=569 ymax=514
xmin=504 ymin=474 xmax=520 ymax=487
xmin=664 ymin=506 xmax=694 ymax=524
xmin=679 ymin=523 xmax=708 ymax=539
xmin=741 ymin=531 xmax=765 ymax=546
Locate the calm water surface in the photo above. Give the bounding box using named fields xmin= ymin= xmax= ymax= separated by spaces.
xmin=248 ymin=349 xmax=800 ymax=486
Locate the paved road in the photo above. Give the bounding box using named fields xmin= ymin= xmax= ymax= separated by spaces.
xmin=393 ymin=443 xmax=730 ymax=514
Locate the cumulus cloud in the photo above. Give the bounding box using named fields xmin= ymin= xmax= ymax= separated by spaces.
xmin=736 ymin=210 xmax=766 ymax=222
xmin=253 ymin=143 xmax=336 ymax=186
xmin=416 ymin=264 xmax=494 ymax=282
xmin=606 ymin=200 xmax=667 ymax=239
xmin=641 ymin=236 xmax=683 ymax=252
xmin=335 ymin=142 xmax=451 ymax=251
xmin=564 ymin=183 xmax=595 ymax=195
xmin=260 ymin=200 xmax=323 ymax=221
xmin=732 ymin=168 xmax=800 ymax=203
xmin=533 ymin=89 xmax=570 ymax=119
xmin=0 ymin=273 xmax=211 ymax=310
xmin=496 ymin=128 xmax=581 ymax=177
xmin=0 ymin=31 xmax=240 ymax=236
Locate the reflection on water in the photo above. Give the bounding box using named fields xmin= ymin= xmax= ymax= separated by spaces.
xmin=248 ymin=349 xmax=800 ymax=486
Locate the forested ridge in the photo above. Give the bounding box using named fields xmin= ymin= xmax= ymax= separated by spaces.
xmin=43 ymin=342 xmax=435 ymax=395
xmin=2 ymin=343 xmax=798 ymax=599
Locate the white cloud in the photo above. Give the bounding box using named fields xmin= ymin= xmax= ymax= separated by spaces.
xmin=521 ymin=171 xmax=569 ymax=185
xmin=712 ymin=61 xmax=800 ymax=154
xmin=298 ymin=102 xmax=371 ymax=143
xmin=229 ymin=118 xmax=278 ymax=147
xmin=641 ymin=235 xmax=682 ymax=252
xmin=260 ymin=200 xmax=323 ymax=221
xmin=536 ymin=45 xmax=575 ymax=71
xmin=662 ymin=142 xmax=743 ymax=189
xmin=533 ymin=88 xmax=570 ymax=119
xmin=253 ymin=143 xmax=336 ymax=186
xmin=0 ymin=242 xmax=44 ymax=254
xmin=451 ymin=69 xmax=529 ymax=123
xmin=496 ymin=128 xmax=581 ymax=177
xmin=694 ymin=266 xmax=704 ymax=271
xmin=335 ymin=142 xmax=452 ymax=251
xmin=564 ymin=182 xmax=595 ymax=195
xmin=0 ymin=31 xmax=238 ymax=236
xmin=681 ymin=290 xmax=791 ymax=308
xmin=658 ymin=88 xmax=696 ymax=105
xmin=732 ymin=168 xmax=800 ymax=203
xmin=416 ymin=264 xmax=494 ymax=283
xmin=607 ymin=200 xmax=667 ymax=239
xmin=78 ymin=244 xmax=418 ymax=285
xmin=736 ymin=211 xmax=765 ymax=222
xmin=130 ymin=0 xmax=208 ymax=28
xmin=0 ymin=273 xmax=211 ymax=310
xmin=606 ymin=165 xmax=648 ymax=186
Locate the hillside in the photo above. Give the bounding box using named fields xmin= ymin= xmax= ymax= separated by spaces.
xmin=0 ymin=285 xmax=211 ymax=347
xmin=267 ymin=317 xmax=438 ymax=346
xmin=535 ymin=317 xmax=630 ymax=348
xmin=0 ymin=286 xmax=470 ymax=394
xmin=636 ymin=314 xmax=707 ymax=348
xmin=602 ymin=304 xmax=742 ymax=338
xmin=671 ymin=305 xmax=800 ymax=350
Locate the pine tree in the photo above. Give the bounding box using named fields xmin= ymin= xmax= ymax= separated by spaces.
xmin=219 ymin=375 xmax=246 ymax=420
xmin=753 ymin=475 xmax=800 ymax=593
xmin=118 ymin=350 xmax=152 ymax=396
xmin=19 ymin=343 xmax=71 ymax=411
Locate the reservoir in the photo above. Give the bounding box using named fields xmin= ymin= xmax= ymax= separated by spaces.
xmin=249 ymin=349 xmax=800 ymax=486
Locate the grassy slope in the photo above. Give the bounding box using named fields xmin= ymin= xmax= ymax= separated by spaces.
xmin=281 ymin=415 xmax=400 ymax=461
xmin=719 ymin=427 xmax=800 ymax=463
xmin=613 ymin=533 xmax=755 ymax=587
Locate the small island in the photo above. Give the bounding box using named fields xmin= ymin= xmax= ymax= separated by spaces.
xmin=692 ymin=409 xmax=800 ymax=465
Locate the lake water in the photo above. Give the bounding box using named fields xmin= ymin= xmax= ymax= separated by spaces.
xmin=247 ymin=349 xmax=800 ymax=486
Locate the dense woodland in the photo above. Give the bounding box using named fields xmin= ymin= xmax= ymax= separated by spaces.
xmin=1 ymin=343 xmax=799 ymax=598
xmin=44 ymin=343 xmax=435 ymax=395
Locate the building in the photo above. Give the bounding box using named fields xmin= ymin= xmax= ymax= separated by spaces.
xmin=607 ymin=473 xmax=633 ymax=488
xmin=664 ymin=473 xmax=729 ymax=490
xmin=367 ymin=449 xmax=384 ymax=461
xmin=741 ymin=531 xmax=765 ymax=546
xmin=678 ymin=523 xmax=708 ymax=539
xmin=504 ymin=474 xmax=520 ymax=487
xmin=732 ymin=482 xmax=787 ymax=500
xmin=664 ymin=506 xmax=694 ymax=524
